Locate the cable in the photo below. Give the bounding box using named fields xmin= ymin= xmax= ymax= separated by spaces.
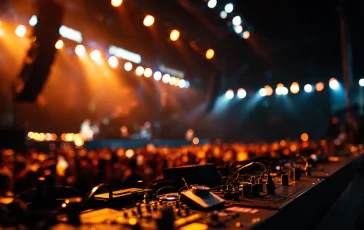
xmin=82 ymin=183 xmax=113 ymax=207
xmin=227 ymin=162 xmax=268 ymax=184
xmin=155 ymin=186 xmax=178 ymax=195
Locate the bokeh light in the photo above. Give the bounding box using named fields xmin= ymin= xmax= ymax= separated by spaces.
xmin=237 ymin=88 xmax=247 ymax=98
xmin=290 ymin=82 xmax=300 ymax=94
xmin=55 ymin=40 xmax=64 ymax=50
xmin=143 ymin=15 xmax=155 ymax=27
xmin=304 ymin=84 xmax=313 ymax=93
xmin=111 ymin=0 xmax=123 ymax=7
xmin=144 ymin=68 xmax=153 ymax=78
xmin=315 ymin=82 xmax=324 ymax=92
xmin=90 ymin=50 xmax=101 ymax=62
xmin=232 ymin=16 xmax=242 ymax=26
xmin=108 ymin=56 xmax=118 ymax=68
xmin=359 ymin=79 xmax=364 ymax=87
xmin=15 ymin=25 xmax=26 ymax=37
xmin=301 ymin=133 xmax=309 ymax=142
xmin=178 ymin=79 xmax=186 ymax=88
xmin=124 ymin=62 xmax=133 ymax=71
xmin=154 ymin=71 xmax=162 ymax=81
xmin=225 ymin=3 xmax=234 ymax=13
xmin=259 ymin=88 xmax=267 ymax=97
xmin=225 ymin=89 xmax=234 ymax=99
xmin=234 ymin=25 xmax=243 ymax=34
xmin=170 ymin=30 xmax=180 ymax=41
xmin=207 ymin=0 xmax=217 ymax=8
xmin=135 ymin=66 xmax=144 ymax=76
xmin=206 ymin=49 xmax=215 ymax=59
xmin=329 ymin=78 xmax=339 ymax=90
xmin=75 ymin=45 xmax=86 ymax=56
xmin=242 ymin=31 xmax=250 ymax=39
xmin=220 ymin=11 xmax=228 ymax=19
xmin=162 ymin=74 xmax=171 ymax=83
xmin=264 ymin=85 xmax=273 ymax=96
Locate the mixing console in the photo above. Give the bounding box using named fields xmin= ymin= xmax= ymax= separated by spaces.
xmin=1 ymin=154 xmax=363 ymax=230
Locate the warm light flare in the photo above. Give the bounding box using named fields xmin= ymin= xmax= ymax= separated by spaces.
xmin=301 ymin=133 xmax=309 ymax=142
xmin=55 ymin=40 xmax=64 ymax=49
xmin=124 ymin=62 xmax=133 ymax=71
xmin=170 ymin=30 xmax=180 ymax=41
xmin=90 ymin=50 xmax=101 ymax=62
xmin=290 ymin=82 xmax=300 ymax=94
xmin=111 ymin=0 xmax=123 ymax=7
xmin=162 ymin=74 xmax=171 ymax=83
xmin=15 ymin=25 xmax=26 ymax=37
xmin=206 ymin=49 xmax=215 ymax=60
xmin=264 ymin=85 xmax=273 ymax=96
xmin=144 ymin=68 xmax=153 ymax=78
xmin=75 ymin=45 xmax=86 ymax=56
xmin=315 ymin=82 xmax=324 ymax=92
xmin=108 ymin=56 xmax=118 ymax=68
xmin=143 ymin=15 xmax=155 ymax=27
xmin=135 ymin=66 xmax=144 ymax=76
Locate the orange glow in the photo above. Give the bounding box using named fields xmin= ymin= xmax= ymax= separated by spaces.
xmin=51 ymin=134 xmax=57 ymax=141
xmin=90 ymin=50 xmax=101 ymax=62
xmin=74 ymin=138 xmax=84 ymax=147
xmin=55 ymin=40 xmax=64 ymax=49
xmin=290 ymin=82 xmax=300 ymax=94
xmin=170 ymin=30 xmax=180 ymax=41
xmin=65 ymin=133 xmax=73 ymax=142
xmin=290 ymin=145 xmax=297 ymax=152
xmin=75 ymin=45 xmax=86 ymax=56
xmin=170 ymin=76 xmax=177 ymax=86
xmin=124 ymin=62 xmax=133 ymax=71
xmin=61 ymin=133 xmax=66 ymax=141
xmin=111 ymin=0 xmax=123 ymax=7
xmin=264 ymin=85 xmax=273 ymax=96
xmin=329 ymin=77 xmax=336 ymax=82
xmin=315 ymin=82 xmax=324 ymax=91
xmin=135 ymin=66 xmax=144 ymax=76
xmin=144 ymin=68 xmax=153 ymax=78
xmin=280 ymin=140 xmax=286 ymax=147
xmin=301 ymin=133 xmax=309 ymax=142
xmin=28 ymin=132 xmax=34 ymax=139
xmin=143 ymin=15 xmax=155 ymax=27
xmin=15 ymin=25 xmax=26 ymax=37
xmin=206 ymin=49 xmax=215 ymax=59
xmin=277 ymin=83 xmax=284 ymax=87
xmin=39 ymin=133 xmax=45 ymax=141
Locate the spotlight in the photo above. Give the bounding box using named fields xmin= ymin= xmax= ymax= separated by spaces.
xmin=207 ymin=0 xmax=217 ymax=8
xmin=143 ymin=15 xmax=155 ymax=27
xmin=359 ymin=79 xmax=364 ymax=87
xmin=144 ymin=68 xmax=153 ymax=78
xmin=224 ymin=3 xmax=234 ymax=13
xmin=329 ymin=78 xmax=339 ymax=90
xmin=315 ymin=82 xmax=324 ymax=92
xmin=90 ymin=50 xmax=101 ymax=62
xmin=234 ymin=25 xmax=243 ymax=34
xmin=111 ymin=0 xmax=123 ymax=7
xmin=237 ymin=88 xmax=247 ymax=98
xmin=55 ymin=40 xmax=64 ymax=50
xmin=108 ymin=56 xmax=118 ymax=68
xmin=290 ymin=82 xmax=300 ymax=94
xmin=304 ymin=84 xmax=313 ymax=93
xmin=135 ymin=66 xmax=144 ymax=76
xmin=264 ymin=85 xmax=273 ymax=96
xmin=259 ymin=88 xmax=267 ymax=97
xmin=162 ymin=74 xmax=171 ymax=83
xmin=124 ymin=62 xmax=133 ymax=71
xmin=29 ymin=15 xmax=38 ymax=26
xmin=232 ymin=16 xmax=242 ymax=26
xmin=220 ymin=11 xmax=228 ymax=19
xmin=154 ymin=71 xmax=162 ymax=81
xmin=15 ymin=25 xmax=26 ymax=37
xmin=75 ymin=45 xmax=86 ymax=56
xmin=276 ymin=85 xmax=288 ymax=95
xmin=242 ymin=31 xmax=250 ymax=39
xmin=282 ymin=87 xmax=289 ymax=95
xmin=225 ymin=89 xmax=234 ymax=99
xmin=206 ymin=49 xmax=215 ymax=60
xmin=170 ymin=30 xmax=180 ymax=41
xmin=178 ymin=79 xmax=186 ymax=88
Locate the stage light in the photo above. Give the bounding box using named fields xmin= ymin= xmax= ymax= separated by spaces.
xmin=225 ymin=89 xmax=234 ymax=99
xmin=124 ymin=62 xmax=133 ymax=71
xmin=225 ymin=3 xmax=234 ymax=13
xmin=45 ymin=133 xmax=52 ymax=141
xmin=277 ymin=83 xmax=284 ymax=87
xmin=108 ymin=56 xmax=118 ymax=68
xmin=90 ymin=50 xmax=101 ymax=62
xmin=144 ymin=68 xmax=153 ymax=78
xmin=170 ymin=77 xmax=177 ymax=86
xmin=135 ymin=66 xmax=144 ymax=76
xmin=259 ymin=88 xmax=267 ymax=97
xmin=154 ymin=71 xmax=162 ymax=81
xmin=29 ymin=15 xmax=38 ymax=26
xmin=315 ymin=82 xmax=324 ymax=92
xmin=304 ymin=84 xmax=313 ymax=93
xmin=264 ymin=85 xmax=273 ymax=96
xmin=207 ymin=0 xmax=217 ymax=8
xmin=243 ymin=31 xmax=250 ymax=39
xmin=111 ymin=0 xmax=123 ymax=7
xmin=162 ymin=74 xmax=171 ymax=83
xmin=206 ymin=49 xmax=215 ymax=59
xmin=55 ymin=40 xmax=64 ymax=49
xmin=179 ymin=79 xmax=186 ymax=88
xmin=276 ymin=85 xmax=288 ymax=95
xmin=359 ymin=79 xmax=364 ymax=87
xmin=192 ymin=137 xmax=200 ymax=145
xmin=301 ymin=133 xmax=309 ymax=142
xmin=75 ymin=45 xmax=86 ymax=56
xmin=282 ymin=87 xmax=288 ymax=95
xmin=234 ymin=25 xmax=243 ymax=34
xmin=232 ymin=16 xmax=242 ymax=26
xmin=170 ymin=30 xmax=180 ymax=41
xmin=185 ymin=80 xmax=190 ymax=88
xmin=220 ymin=11 xmax=227 ymax=19
xmin=290 ymin=82 xmax=300 ymax=94
xmin=15 ymin=25 xmax=26 ymax=37
xmin=237 ymin=88 xmax=247 ymax=98
xmin=329 ymin=78 xmax=339 ymax=90
xmin=143 ymin=15 xmax=155 ymax=27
